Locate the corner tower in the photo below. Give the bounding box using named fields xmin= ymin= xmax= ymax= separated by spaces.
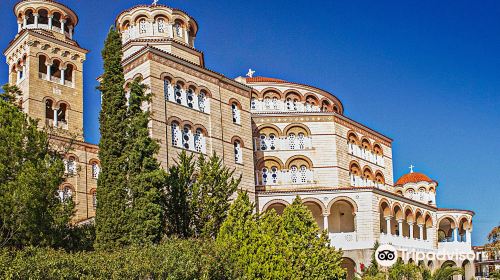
xmin=115 ymin=4 xmax=256 ymax=199
xmin=4 ymin=0 xmax=88 ymax=139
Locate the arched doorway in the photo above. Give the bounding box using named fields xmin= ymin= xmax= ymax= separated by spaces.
xmin=304 ymin=201 xmax=324 ymax=230
xmin=329 ymin=199 xmax=356 ymax=233
xmin=266 ymin=203 xmax=287 ymax=215
xmin=462 ymin=260 xmax=473 ymax=280
xmin=341 ymin=257 xmax=356 ymax=280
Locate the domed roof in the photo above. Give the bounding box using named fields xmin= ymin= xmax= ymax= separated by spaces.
xmin=395 ymin=172 xmax=435 ymax=186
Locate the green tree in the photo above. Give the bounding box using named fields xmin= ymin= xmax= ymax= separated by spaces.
xmin=123 ymin=78 xmax=165 ymax=245
xmin=388 ymin=259 xmax=421 ymax=280
xmin=0 ymin=99 xmax=73 ymax=248
xmin=163 ymin=151 xmax=239 ymax=239
xmin=163 ymin=151 xmax=196 ymax=238
xmin=95 ymin=27 xmax=129 ymax=250
xmin=217 ymin=193 xmax=346 ymax=279
xmin=191 ymin=153 xmax=240 ymax=238
xmin=0 ymin=84 xmax=21 ymax=105
xmin=420 ymin=265 xmax=463 ymax=280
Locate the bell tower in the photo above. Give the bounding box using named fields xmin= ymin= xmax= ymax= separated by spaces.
xmin=4 ymin=0 xmax=87 ymax=139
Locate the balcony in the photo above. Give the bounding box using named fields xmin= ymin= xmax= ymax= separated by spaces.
xmin=348 ymin=144 xmax=385 ymax=166
xmin=380 ymin=233 xmax=434 ymax=250
xmin=438 ymin=240 xmax=472 ymax=253
xmin=255 ymin=137 xmax=312 ymax=152
xmin=255 ymin=169 xmax=314 ymax=187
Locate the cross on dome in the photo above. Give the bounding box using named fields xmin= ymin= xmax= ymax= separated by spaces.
xmin=409 ymin=164 xmax=415 ymax=173
xmin=152 ymin=0 xmax=159 ymax=6
xmin=246 ymin=69 xmax=255 ymax=78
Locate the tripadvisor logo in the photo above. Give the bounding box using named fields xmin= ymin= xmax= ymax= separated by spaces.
xmin=375 ymin=244 xmax=397 ymax=267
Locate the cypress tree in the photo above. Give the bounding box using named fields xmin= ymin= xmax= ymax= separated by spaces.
xmin=95 ymin=27 xmax=129 ymax=250
xmin=124 ymin=79 xmax=164 ymax=244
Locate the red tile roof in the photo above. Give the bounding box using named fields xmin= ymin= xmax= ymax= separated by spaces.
xmin=395 ymin=172 xmax=435 ymax=186
xmin=246 ymin=76 xmax=287 ymax=83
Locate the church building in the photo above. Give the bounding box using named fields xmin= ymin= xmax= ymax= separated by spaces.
xmin=4 ymin=1 xmax=475 ymax=279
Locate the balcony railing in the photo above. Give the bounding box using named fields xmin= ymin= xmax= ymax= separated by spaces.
xmin=350 ymin=175 xmax=384 ymax=188
xmin=380 ymin=233 xmax=433 ymax=250
xmin=255 ymin=137 xmax=313 ymax=151
xmin=255 ymin=170 xmax=314 ymax=187
xmin=348 ymin=143 xmax=385 ymax=166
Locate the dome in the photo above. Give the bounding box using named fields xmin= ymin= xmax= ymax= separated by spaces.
xmin=395 ymin=172 xmax=436 ymax=186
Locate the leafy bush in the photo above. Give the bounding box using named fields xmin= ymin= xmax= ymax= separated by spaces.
xmin=0 ymin=238 xmax=222 ymax=280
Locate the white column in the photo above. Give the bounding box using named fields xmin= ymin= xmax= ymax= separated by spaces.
xmin=22 ymin=16 xmax=27 ymax=28
xmin=69 ymin=26 xmax=73 ymax=39
xmin=17 ymin=21 xmax=22 ymax=32
xmin=34 ymin=14 xmax=39 ymax=28
xmin=53 ymin=109 xmax=58 ymax=127
xmin=453 ymin=228 xmax=458 ymax=242
xmin=48 ymin=15 xmax=53 ymax=29
xmin=60 ymin=68 xmax=65 ymax=85
xmin=409 ymin=222 xmax=414 ymax=239
xmin=398 ymin=219 xmax=403 ymax=237
xmin=385 ymin=217 xmax=392 ymax=236
xmin=184 ymin=28 xmax=189 ymax=44
xmin=60 ymin=19 xmax=66 ymax=34
xmin=46 ymin=63 xmax=51 ymax=81
xmin=168 ymin=24 xmax=174 ymax=38
xmin=465 ymin=229 xmax=471 ymax=243
xmin=418 ymin=224 xmax=424 ymax=240
xmin=323 ymin=214 xmax=329 ymax=232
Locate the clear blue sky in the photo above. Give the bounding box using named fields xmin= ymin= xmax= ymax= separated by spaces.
xmin=1 ymin=0 xmax=499 ymax=245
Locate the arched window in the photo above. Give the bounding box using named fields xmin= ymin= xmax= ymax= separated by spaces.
xmin=198 ymin=91 xmax=206 ymax=112
xmin=163 ymin=78 xmax=173 ymax=101
xmin=38 ymin=55 xmax=48 ymax=77
xmin=300 ymin=165 xmax=308 ymax=183
xmin=182 ymin=125 xmax=192 ymax=150
xmin=269 ymin=134 xmax=276 ymax=150
xmin=286 ymin=98 xmax=292 ymax=110
xmin=38 ymin=9 xmax=48 ymax=25
xmin=65 ymin=156 xmax=77 ymax=175
xmin=51 ymin=60 xmax=61 ymax=82
xmin=251 ymin=98 xmax=257 ymax=110
xmin=58 ymin=186 xmax=73 ymax=202
xmin=174 ymin=23 xmax=182 ymax=37
xmin=272 ymin=97 xmax=278 ymax=110
xmin=288 ymin=133 xmax=296 ymax=149
xmin=92 ymin=191 xmax=97 ymax=209
xmin=298 ymin=133 xmax=305 ymax=149
xmin=270 ymin=166 xmax=279 ymax=184
xmin=305 ymin=101 xmax=312 ymax=111
xmin=64 ymin=64 xmax=74 ymax=86
xmin=232 ymin=102 xmax=241 ymax=124
xmin=139 ymin=19 xmax=147 ymax=34
xmin=25 ymin=10 xmax=35 ymax=25
xmin=194 ymin=128 xmax=206 ymax=154
xmin=171 ymin=122 xmax=180 ymax=147
xmin=57 ymin=103 xmax=67 ymax=128
xmin=186 ymin=88 xmax=194 ymax=108
xmin=290 ymin=165 xmax=298 ymax=184
xmin=259 ymin=134 xmax=267 ymax=150
xmin=92 ymin=163 xmax=100 ymax=179
xmin=45 ymin=99 xmax=54 ymax=124
xmin=262 ymin=168 xmax=269 ymax=185
xmin=264 ymin=97 xmax=271 ymax=109
xmin=157 ymin=18 xmax=165 ymax=33
xmin=175 ymin=83 xmax=183 ymax=104
xmin=234 ymin=140 xmax=242 ymax=163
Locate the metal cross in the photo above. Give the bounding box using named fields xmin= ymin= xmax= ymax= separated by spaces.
xmin=246 ymin=69 xmax=255 ymax=78
xmin=152 ymin=0 xmax=159 ymax=6
xmin=409 ymin=164 xmax=415 ymax=173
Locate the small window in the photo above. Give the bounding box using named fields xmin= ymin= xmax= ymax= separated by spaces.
xmin=66 ymin=157 xmax=76 ymax=175
xmin=186 ymin=88 xmax=194 ymax=108
xmin=92 ymin=163 xmax=100 ymax=179
xmin=171 ymin=122 xmax=180 ymax=147
xmin=139 ymin=19 xmax=147 ymax=34
xmin=157 ymin=18 xmax=165 ymax=33
xmin=234 ymin=140 xmax=242 ymax=164
xmin=175 ymin=84 xmax=182 ymax=104
xmin=251 ymin=98 xmax=257 ymax=110
xmin=182 ymin=125 xmax=192 ymax=150
xmin=198 ymin=92 xmax=206 ymax=112
xmin=92 ymin=191 xmax=97 ymax=209
xmin=231 ymin=102 xmax=241 ymax=124
xmin=194 ymin=128 xmax=205 ymax=154
xmin=58 ymin=186 xmax=72 ymax=202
